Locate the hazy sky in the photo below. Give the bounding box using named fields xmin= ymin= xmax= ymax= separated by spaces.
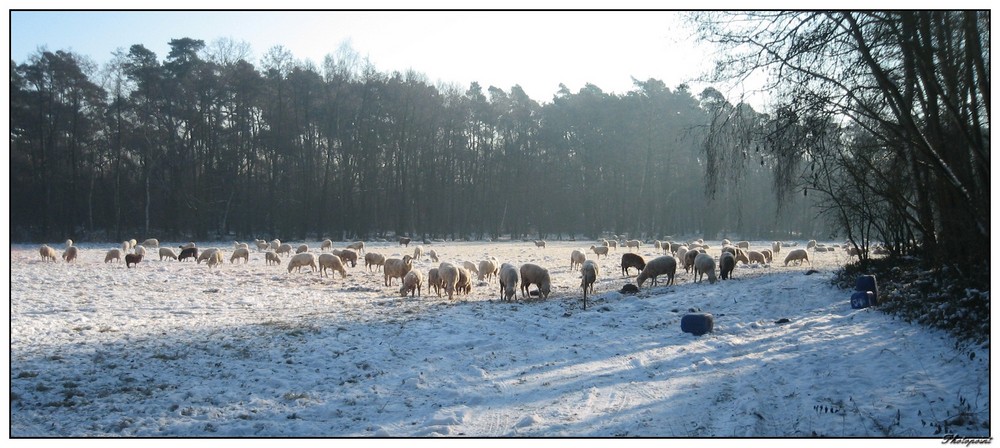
xmin=9 ymin=9 xmax=766 ymax=105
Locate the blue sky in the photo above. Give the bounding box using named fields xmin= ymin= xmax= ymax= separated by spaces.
xmin=9 ymin=9 xmax=765 ymax=105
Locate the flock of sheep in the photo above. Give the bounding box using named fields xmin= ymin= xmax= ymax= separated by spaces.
xmin=37 ymin=235 xmax=851 ymax=311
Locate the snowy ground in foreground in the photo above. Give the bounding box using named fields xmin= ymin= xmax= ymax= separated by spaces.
xmin=7 ymin=240 xmax=990 ymax=437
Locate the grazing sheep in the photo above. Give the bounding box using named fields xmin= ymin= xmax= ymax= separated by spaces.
xmin=336 ymin=249 xmax=359 ymax=268
xmin=159 ymin=247 xmax=178 ymax=261
xmin=534 ymin=240 xmax=546 ymax=248
xmin=683 ymin=249 xmax=700 ymax=273
xmin=654 ymin=240 xmax=662 ymax=250
xmin=772 ymin=241 xmax=782 ymax=254
xmin=461 ymin=261 xmax=480 ymax=277
xmin=694 ymin=253 xmax=718 ymax=284
xmin=399 ymin=237 xmax=411 ymax=247
xmin=230 ymin=247 xmax=250 ymax=264
xmin=295 ymin=244 xmax=309 ymax=254
xmin=625 ymin=239 xmax=641 ymax=251
xmin=737 ymin=240 xmax=750 ymax=250
xmin=133 ymin=245 xmax=146 ymax=257
xmin=129 ymin=239 xmax=138 ymax=250
xmin=141 ymin=238 xmax=159 ymax=248
xmin=179 ymin=247 xmax=198 ymax=262
xmin=125 ymin=253 xmax=143 ymax=268
xmin=346 ymin=241 xmax=365 ymax=253
xmin=104 ymin=248 xmax=123 ymax=263
xmin=456 ymin=267 xmax=473 ymax=295
xmin=784 ymin=248 xmax=811 ymax=266
xmin=180 ymin=242 xmax=197 ymax=250
xmin=747 ymin=250 xmax=767 ymax=265
xmin=570 ymin=250 xmax=587 ymax=270
xmin=318 ymin=253 xmax=348 ymax=278
xmin=428 ymin=250 xmax=439 ymax=262
xmin=383 ymin=255 xmax=414 ymax=286
xmin=676 ymin=246 xmax=689 ymax=265
xmin=275 ymin=243 xmax=293 ymax=256
xmin=256 ymin=239 xmax=270 ymax=251
xmin=607 ymin=240 xmax=618 ymax=250
xmin=207 ymin=250 xmax=225 ymax=268
xmin=498 ymin=263 xmax=519 ymax=302
xmin=669 ymin=242 xmax=683 ymax=254
xmin=519 ymin=263 xmax=551 ymax=299
xmin=438 ymin=262 xmax=460 ymax=300
xmin=197 ymin=248 xmax=220 ymax=264
xmin=234 ymin=242 xmax=250 ymax=251
xmin=427 ymin=268 xmax=443 ymax=297
xmin=399 ymin=270 xmax=423 ymax=297
xmin=760 ymin=249 xmax=773 ymax=263
xmin=122 ymin=241 xmax=131 ymax=253
xmin=265 ymin=251 xmax=282 ymax=266
xmin=621 ymin=253 xmax=646 ymax=277
xmin=478 ymin=258 xmax=499 ymax=282
xmin=364 ymin=252 xmax=386 ymax=272
xmin=62 ymin=246 xmax=79 ymax=263
xmin=636 ymin=256 xmax=677 ymax=288
xmin=287 ymin=253 xmax=318 ymax=273
xmin=64 ymin=239 xmax=74 ymax=249
xmin=270 ymin=239 xmax=281 ymax=250
xmin=590 ymin=245 xmax=609 ymax=258
xmin=600 ymin=239 xmax=610 ymax=247
xmin=413 ymin=246 xmax=423 ymax=259
xmin=719 ymin=252 xmax=736 ymax=280
xmin=807 ymin=240 xmax=817 ymax=250
xmin=580 ymin=260 xmax=599 ymax=310
xmin=321 ymin=239 xmax=333 ymax=251
xmin=722 ymin=246 xmax=750 ymax=264
xmin=721 ymin=238 xmax=732 ymax=247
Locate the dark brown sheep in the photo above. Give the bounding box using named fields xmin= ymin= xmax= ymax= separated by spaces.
xmin=125 ymin=253 xmax=143 ymax=268
xmin=621 ymin=253 xmax=646 ymax=277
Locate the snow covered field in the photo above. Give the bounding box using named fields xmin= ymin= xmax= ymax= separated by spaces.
xmin=8 ymin=239 xmax=990 ymax=437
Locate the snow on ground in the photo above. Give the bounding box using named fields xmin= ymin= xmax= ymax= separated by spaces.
xmin=7 ymin=240 xmax=990 ymax=437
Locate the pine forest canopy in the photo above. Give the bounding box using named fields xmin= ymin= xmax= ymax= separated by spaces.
xmin=11 ymin=10 xmax=988 ymax=273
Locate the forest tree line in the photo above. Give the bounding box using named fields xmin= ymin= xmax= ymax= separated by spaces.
xmin=10 ymin=37 xmax=822 ymax=244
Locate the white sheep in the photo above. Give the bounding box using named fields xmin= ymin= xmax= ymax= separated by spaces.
xmin=534 ymin=240 xmax=546 ymax=248
xmin=318 ymin=253 xmax=347 ymax=278
xmin=287 ymin=252 xmax=318 ymax=273
xmin=159 ymin=247 xmax=178 ymax=261
xmin=636 ymin=255 xmax=677 ymax=288
xmin=347 ymin=241 xmax=365 ymax=253
xmin=498 ymin=263 xmax=519 ymax=302
xmin=747 ymin=250 xmax=767 ymax=265
xmin=207 ymin=250 xmax=224 ymax=269
xmin=62 ymin=246 xmax=79 ymax=263
xmin=64 ymin=239 xmax=73 ymax=249
xmin=478 ymin=258 xmax=499 ymax=282
xmin=590 ymin=245 xmax=609 ymax=259
xmin=129 ymin=239 xmax=138 ymax=250
xmin=580 ymin=259 xmax=599 ymax=310
xmin=625 ymin=239 xmax=641 ymax=251
xmin=721 ymin=238 xmax=731 ymax=247
xmin=197 ymin=248 xmax=220 ymax=264
xmin=399 ymin=270 xmax=423 ymax=297
xmin=772 ymin=241 xmax=781 ymax=254
xmin=320 ymin=239 xmax=333 ymax=251
xmin=269 ymin=239 xmax=282 ymax=251
xmin=133 ymin=245 xmax=146 ymax=257
xmin=807 ymin=240 xmax=817 ymax=250
xmin=265 ymin=251 xmax=282 ymax=266
xmin=737 ymin=240 xmax=750 ymax=250
xmin=438 ymin=262 xmax=460 ymax=300
xmin=181 ymin=241 xmax=197 ymax=250
xmin=255 ymin=239 xmax=270 ymax=251
xmin=427 ymin=268 xmax=443 ymax=297
xmin=230 ymin=247 xmax=250 ymax=264
xmin=694 ymin=253 xmax=717 ymax=284
xmin=519 ymin=263 xmax=551 ymax=299
xmin=276 ymin=243 xmax=293 ymax=256
xmin=296 ymin=244 xmax=309 ymax=254
xmin=413 ymin=245 xmax=423 ymax=259
xmin=383 ymin=255 xmax=414 ymax=286
xmin=607 ymin=240 xmax=618 ymax=250
xmin=461 ymin=261 xmax=480 ymax=277
xmin=428 ymin=250 xmax=439 ymax=262
xmin=104 ymin=248 xmax=123 ymax=263
xmin=456 ymin=267 xmax=473 ymax=295
xmin=364 ymin=252 xmax=386 ymax=272
xmin=141 ymin=238 xmax=159 ymax=248
xmin=122 ymin=241 xmax=130 ymax=253
xmin=570 ymin=250 xmax=587 ymax=270
xmin=234 ymin=242 xmax=249 ymax=251
xmin=784 ymin=248 xmax=811 ymax=266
